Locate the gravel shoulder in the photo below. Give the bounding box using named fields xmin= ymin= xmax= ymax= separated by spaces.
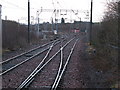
xmin=60 ymin=35 xmax=119 ymax=88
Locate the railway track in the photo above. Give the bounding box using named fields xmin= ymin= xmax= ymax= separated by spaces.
xmin=1 ymin=39 xmax=59 ymax=64
xmin=1 ymin=39 xmax=61 ymax=75
xmin=16 ymin=37 xmax=79 ymax=90
xmin=51 ymin=39 xmax=79 ymax=90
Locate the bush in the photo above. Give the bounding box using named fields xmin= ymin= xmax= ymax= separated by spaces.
xmin=2 ymin=20 xmax=38 ymax=51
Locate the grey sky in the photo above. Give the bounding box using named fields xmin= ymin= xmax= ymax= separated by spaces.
xmin=1 ymin=0 xmax=109 ymax=23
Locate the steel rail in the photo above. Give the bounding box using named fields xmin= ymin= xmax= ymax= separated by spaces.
xmin=16 ymin=37 xmax=75 ymax=90
xmin=108 ymin=44 xmax=120 ymax=49
xmin=1 ymin=39 xmax=60 ymax=64
xmin=0 ymin=40 xmax=60 ymax=76
xmin=51 ymin=39 xmax=79 ymax=90
xmin=17 ymin=42 xmax=55 ymax=90
xmin=51 ymin=41 xmax=63 ymax=90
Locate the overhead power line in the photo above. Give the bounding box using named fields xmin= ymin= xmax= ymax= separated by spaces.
xmin=36 ymin=9 xmax=88 ymax=13
xmin=1 ymin=0 xmax=26 ymax=10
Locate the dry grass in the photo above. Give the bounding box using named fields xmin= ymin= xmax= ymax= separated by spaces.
xmin=87 ymin=45 xmax=119 ymax=88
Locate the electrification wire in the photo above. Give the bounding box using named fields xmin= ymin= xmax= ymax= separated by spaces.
xmin=1 ymin=0 xmax=26 ymax=10
xmin=55 ymin=0 xmax=88 ymax=22
xmin=71 ymin=9 xmax=81 ymax=20
xmin=52 ymin=0 xmax=56 ymax=10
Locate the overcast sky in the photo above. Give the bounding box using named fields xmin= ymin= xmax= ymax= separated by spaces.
xmin=0 ymin=0 xmax=111 ymax=23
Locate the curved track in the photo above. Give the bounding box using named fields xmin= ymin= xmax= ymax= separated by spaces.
xmin=51 ymin=39 xmax=79 ymax=90
xmin=2 ymin=34 xmax=83 ymax=89
xmin=1 ymin=39 xmax=60 ymax=75
xmin=16 ymin=37 xmax=79 ymax=90
xmin=1 ymin=39 xmax=59 ymax=64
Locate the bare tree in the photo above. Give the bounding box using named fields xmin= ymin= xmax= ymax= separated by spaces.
xmin=99 ymin=1 xmax=119 ymax=46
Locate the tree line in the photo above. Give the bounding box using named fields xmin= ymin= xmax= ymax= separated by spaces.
xmin=2 ymin=20 xmax=38 ymax=51
xmin=92 ymin=1 xmax=119 ymax=48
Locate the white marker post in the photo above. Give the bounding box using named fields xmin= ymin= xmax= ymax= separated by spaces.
xmin=0 ymin=4 xmax=2 ymax=90
xmin=0 ymin=4 xmax=1 ymax=34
